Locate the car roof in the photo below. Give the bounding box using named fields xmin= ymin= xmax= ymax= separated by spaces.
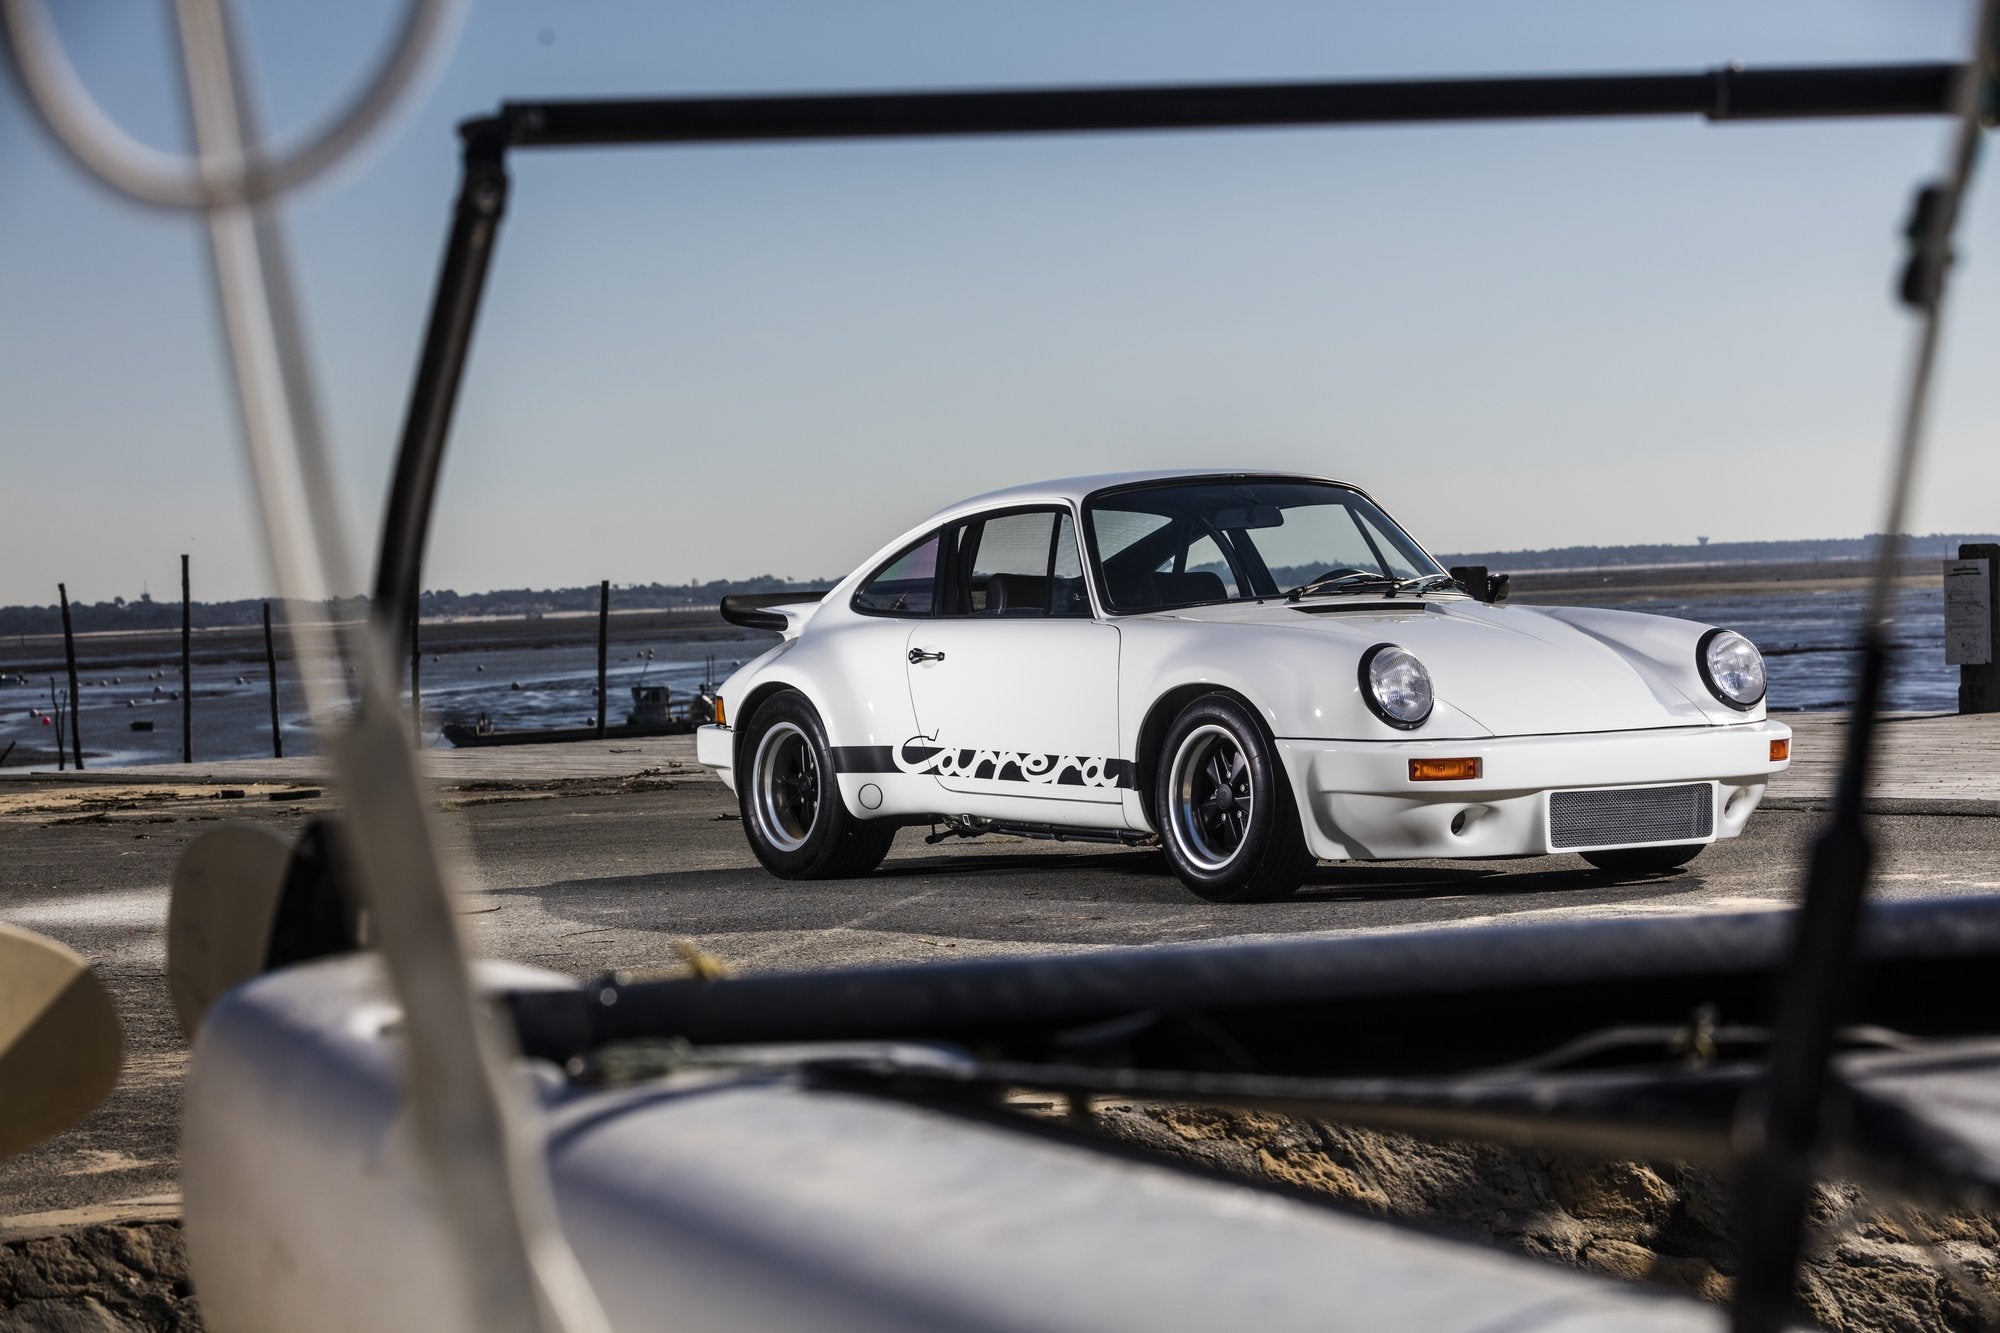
xmin=922 ymin=470 xmax=1369 ymax=522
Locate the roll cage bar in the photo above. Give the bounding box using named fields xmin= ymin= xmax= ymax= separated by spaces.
xmin=378 ymin=53 xmax=1992 ymax=1333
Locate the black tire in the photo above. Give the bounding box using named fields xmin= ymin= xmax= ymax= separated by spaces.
xmin=739 ymin=691 xmax=895 ymax=879
xmin=1580 ymin=843 xmax=1704 ymax=876
xmin=1153 ymin=693 xmax=1314 ymax=902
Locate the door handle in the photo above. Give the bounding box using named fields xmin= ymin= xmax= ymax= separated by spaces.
xmin=908 ymin=648 xmax=946 ymax=664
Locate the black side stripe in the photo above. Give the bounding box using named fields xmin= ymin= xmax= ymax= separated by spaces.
xmin=831 ymin=746 xmax=897 ymax=774
xmin=831 ymin=744 xmax=1136 ymax=790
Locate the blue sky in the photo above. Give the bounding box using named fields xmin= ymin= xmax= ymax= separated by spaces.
xmin=3 ymin=1 xmax=1995 ymax=606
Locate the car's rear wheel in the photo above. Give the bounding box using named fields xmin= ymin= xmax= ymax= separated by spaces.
xmin=740 ymin=691 xmax=895 ymax=879
xmin=1580 ymin=843 xmax=1704 ymax=876
xmin=1155 ymin=693 xmax=1313 ymax=902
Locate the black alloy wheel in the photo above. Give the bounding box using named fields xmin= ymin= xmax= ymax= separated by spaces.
xmin=1155 ymin=692 xmax=1313 ymax=902
xmin=739 ymin=690 xmax=895 ymax=879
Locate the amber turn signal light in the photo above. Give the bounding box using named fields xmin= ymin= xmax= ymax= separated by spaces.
xmin=1770 ymin=738 xmax=1788 ymax=762
xmin=713 ymin=697 xmax=726 ymax=726
xmin=1409 ymin=757 xmax=1481 ymax=782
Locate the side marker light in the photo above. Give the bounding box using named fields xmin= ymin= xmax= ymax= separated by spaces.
xmin=714 ymin=697 xmax=726 ymax=726
xmin=1410 ymin=757 xmax=1481 ymax=782
xmin=1770 ymin=738 xmax=1789 ymax=762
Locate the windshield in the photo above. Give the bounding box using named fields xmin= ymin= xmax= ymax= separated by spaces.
xmin=1084 ymin=479 xmax=1447 ymax=613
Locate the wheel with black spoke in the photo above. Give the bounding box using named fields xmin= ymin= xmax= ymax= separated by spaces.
xmin=1155 ymin=693 xmax=1312 ymax=902
xmin=739 ymin=691 xmax=894 ymax=879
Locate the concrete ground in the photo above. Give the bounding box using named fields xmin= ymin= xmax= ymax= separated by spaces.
xmin=5 ymin=715 xmax=2000 ymax=1234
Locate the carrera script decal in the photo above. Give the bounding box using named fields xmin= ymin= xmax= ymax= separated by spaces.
xmin=897 ymin=735 xmax=1133 ymax=788
xmin=829 ymin=739 xmax=1136 ymax=788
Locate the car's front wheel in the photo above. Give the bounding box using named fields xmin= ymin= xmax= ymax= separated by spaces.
xmin=1580 ymin=843 xmax=1704 ymax=876
xmin=740 ymin=691 xmax=895 ymax=879
xmin=1155 ymin=693 xmax=1313 ymax=902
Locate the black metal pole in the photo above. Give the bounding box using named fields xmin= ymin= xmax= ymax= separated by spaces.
xmin=263 ymin=600 xmax=283 ymax=759
xmin=371 ymin=124 xmax=511 ymax=653
xmin=180 ymin=554 xmax=192 ymax=764
xmin=1729 ymin=648 xmax=1886 ymax=1332
xmin=57 ymin=582 xmax=82 ymax=770
xmin=494 ymin=63 xmax=1963 ymax=149
xmin=595 ymin=580 xmax=610 ymax=739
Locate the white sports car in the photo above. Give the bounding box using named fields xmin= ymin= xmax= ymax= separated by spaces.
xmin=697 ymin=472 xmax=1791 ymax=901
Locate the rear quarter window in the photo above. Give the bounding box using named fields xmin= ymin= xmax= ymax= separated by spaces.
xmin=853 ymin=533 xmax=941 ymax=616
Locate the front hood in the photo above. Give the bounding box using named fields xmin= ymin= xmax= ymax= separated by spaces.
xmin=1146 ymin=597 xmax=1733 ymax=734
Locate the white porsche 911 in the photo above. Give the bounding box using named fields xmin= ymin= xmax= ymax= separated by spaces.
xmin=697 ymin=472 xmax=1791 ymax=902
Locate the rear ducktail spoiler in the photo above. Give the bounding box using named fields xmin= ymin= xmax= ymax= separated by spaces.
xmin=719 ymin=590 xmax=830 ymax=636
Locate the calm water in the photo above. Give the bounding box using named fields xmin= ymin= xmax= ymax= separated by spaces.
xmin=1604 ymin=583 xmax=1948 ymax=713
xmin=0 ymin=585 xmax=1952 ymax=768
xmin=0 ymin=631 xmax=769 ymax=769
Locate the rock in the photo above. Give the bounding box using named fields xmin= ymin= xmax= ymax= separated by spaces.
xmin=0 ymin=1222 xmax=201 ymax=1330
xmin=1546 ymin=1158 xmax=1674 ymax=1227
xmin=1091 ymin=1104 xmax=2000 ymax=1332
xmin=1581 ymin=1239 xmax=1732 ymax=1304
xmin=4 ymin=1295 xmax=129 ymax=1331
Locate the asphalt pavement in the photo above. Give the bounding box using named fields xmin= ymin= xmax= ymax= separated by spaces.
xmin=5 ymin=763 xmax=2000 ymax=1229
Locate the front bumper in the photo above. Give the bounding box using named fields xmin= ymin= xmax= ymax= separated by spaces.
xmin=1277 ymin=720 xmax=1791 ymax=862
xmin=697 ymin=723 xmax=735 ymax=792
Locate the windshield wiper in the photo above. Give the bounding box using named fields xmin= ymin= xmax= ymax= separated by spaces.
xmin=1284 ymin=571 xmax=1456 ymax=602
xmin=1400 ymin=572 xmax=1460 ymax=597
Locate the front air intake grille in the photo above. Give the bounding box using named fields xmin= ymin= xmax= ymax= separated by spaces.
xmin=1548 ymin=783 xmax=1714 ymax=850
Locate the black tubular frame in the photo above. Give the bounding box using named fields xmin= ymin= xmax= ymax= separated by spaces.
xmin=368 ymin=59 xmax=1973 ymax=633
xmin=377 ymin=55 xmax=1987 ymax=1333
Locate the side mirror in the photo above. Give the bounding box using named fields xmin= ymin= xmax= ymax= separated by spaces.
xmin=0 ymin=924 xmax=122 ymax=1159
xmin=1449 ymin=565 xmax=1510 ymax=605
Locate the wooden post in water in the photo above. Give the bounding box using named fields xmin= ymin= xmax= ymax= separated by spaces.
xmin=181 ymin=555 xmax=192 ymax=763
xmin=596 ymin=580 xmax=610 ymax=740
xmin=263 ymin=601 xmax=284 ymax=759
xmin=410 ymin=595 xmax=422 ymax=742
xmin=49 ymin=678 xmax=65 ymax=772
xmin=58 ymin=583 xmax=82 ymax=770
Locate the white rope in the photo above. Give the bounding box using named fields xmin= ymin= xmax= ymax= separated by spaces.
xmin=0 ymin=0 xmax=462 ymax=209
xmin=4 ymin=4 xmax=609 ymax=1330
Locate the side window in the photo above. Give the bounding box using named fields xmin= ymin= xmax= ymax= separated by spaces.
xmin=940 ymin=508 xmax=1093 ymax=618
xmin=853 ymin=533 xmax=940 ymax=616
xmin=966 ymin=511 xmax=1054 ymax=615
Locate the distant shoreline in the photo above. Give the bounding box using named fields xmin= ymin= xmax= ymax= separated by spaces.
xmin=2 ymin=556 xmax=1952 ymax=676
xmin=0 ymin=605 xmax=753 ymax=677
xmin=1501 ymin=554 xmax=1940 ymax=605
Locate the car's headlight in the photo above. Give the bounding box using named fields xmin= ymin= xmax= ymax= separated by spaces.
xmin=1698 ymin=628 xmax=1766 ymax=710
xmin=1360 ymin=643 xmax=1433 ymax=729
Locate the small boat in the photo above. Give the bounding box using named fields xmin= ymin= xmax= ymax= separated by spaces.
xmin=441 ymin=684 xmax=693 ymax=748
